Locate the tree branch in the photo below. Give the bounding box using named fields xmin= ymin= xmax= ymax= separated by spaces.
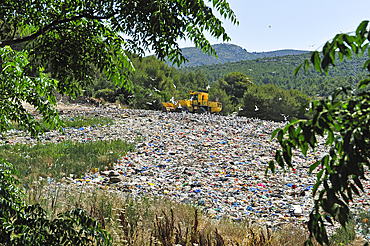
xmin=0 ymin=13 xmax=115 ymax=47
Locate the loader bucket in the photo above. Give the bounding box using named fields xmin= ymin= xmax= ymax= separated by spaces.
xmin=162 ymin=102 xmax=175 ymax=112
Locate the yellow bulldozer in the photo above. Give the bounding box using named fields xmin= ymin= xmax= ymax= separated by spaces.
xmin=162 ymin=90 xmax=222 ymax=114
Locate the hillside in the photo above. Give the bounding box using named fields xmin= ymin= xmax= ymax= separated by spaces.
xmin=171 ymin=43 xmax=309 ymax=67
xmin=251 ymin=49 xmax=310 ymax=58
xmin=178 ymin=51 xmax=368 ymax=97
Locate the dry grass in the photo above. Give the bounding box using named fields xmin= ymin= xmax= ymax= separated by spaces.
xmin=23 ymin=182 xmax=315 ymax=246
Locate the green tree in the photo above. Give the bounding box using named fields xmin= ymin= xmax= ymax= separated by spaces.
xmin=209 ymin=85 xmax=234 ymax=114
xmin=0 ymin=0 xmax=238 ymax=244
xmin=1 ymin=0 xmax=238 ymax=94
xmin=0 ymin=46 xmax=112 ymax=246
xmin=211 ymin=72 xmax=253 ymax=114
xmin=195 ymin=69 xmax=209 ymax=90
xmin=221 ymin=72 xmax=253 ymax=99
xmin=211 ymin=71 xmax=309 ymax=119
xmin=268 ymin=21 xmax=370 ymax=245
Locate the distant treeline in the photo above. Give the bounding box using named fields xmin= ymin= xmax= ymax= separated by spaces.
xmin=84 ymin=55 xmax=314 ymax=121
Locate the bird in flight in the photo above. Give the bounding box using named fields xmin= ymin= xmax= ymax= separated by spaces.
xmin=281 ymin=114 xmax=289 ymax=121
xmin=255 ymin=105 xmax=259 ymax=111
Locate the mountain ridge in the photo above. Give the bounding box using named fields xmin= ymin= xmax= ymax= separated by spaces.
xmin=172 ymin=43 xmax=309 ymax=67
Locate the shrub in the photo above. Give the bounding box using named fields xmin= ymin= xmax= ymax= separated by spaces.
xmin=0 ymin=160 xmax=112 ymax=245
xmin=95 ymin=89 xmax=116 ymax=103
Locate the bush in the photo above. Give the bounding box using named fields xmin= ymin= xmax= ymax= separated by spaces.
xmin=358 ymin=210 xmax=370 ymax=236
xmin=330 ymin=217 xmax=357 ymax=245
xmin=95 ymin=89 xmax=116 ymax=103
xmin=0 ymin=160 xmax=112 ymax=245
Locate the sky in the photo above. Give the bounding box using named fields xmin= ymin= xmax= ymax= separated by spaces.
xmin=177 ymin=0 xmax=370 ymax=52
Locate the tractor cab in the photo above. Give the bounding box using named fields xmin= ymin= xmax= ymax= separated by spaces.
xmin=190 ymin=91 xmax=208 ymax=107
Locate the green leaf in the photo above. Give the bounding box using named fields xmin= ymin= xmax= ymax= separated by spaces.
xmin=355 ymin=20 xmax=369 ymax=39
xmin=275 ymin=150 xmax=284 ymax=167
xmin=313 ymin=179 xmax=323 ymax=196
xmin=359 ymin=78 xmax=370 ymax=89
xmin=294 ymin=63 xmax=304 ymax=77
xmin=361 ymin=43 xmax=369 ymax=56
xmin=309 ymin=160 xmax=321 ymax=174
xmin=277 ymin=130 xmax=283 ymax=143
xmin=322 ymin=53 xmax=332 ymax=73
xmin=338 ymin=206 xmax=349 ymax=227
xmin=363 ymin=59 xmax=370 ymax=72
xmin=322 ymin=155 xmax=331 ymax=173
xmin=266 ymin=160 xmax=275 ymax=175
xmin=310 ymin=51 xmax=322 ymax=73
xmin=339 ymin=190 xmax=349 ymax=204
xmin=270 ymin=128 xmax=281 ymax=141
xmin=288 ymin=125 xmax=297 ymax=140
xmin=283 ymin=143 xmax=292 ymax=167
xmin=338 ymin=51 xmax=344 ymax=63
xmin=327 ymin=131 xmax=334 ymax=146
xmin=304 ymin=59 xmax=310 ymax=71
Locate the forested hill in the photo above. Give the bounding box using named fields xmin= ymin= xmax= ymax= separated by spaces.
xmin=171 ymin=43 xmax=309 ymax=67
xmin=252 ymin=49 xmax=310 ymax=58
xmin=178 ymin=51 xmax=368 ymax=97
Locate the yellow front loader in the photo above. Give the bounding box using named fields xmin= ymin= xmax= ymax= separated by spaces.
xmin=162 ymin=91 xmax=222 ymax=114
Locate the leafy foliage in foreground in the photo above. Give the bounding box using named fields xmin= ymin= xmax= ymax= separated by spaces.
xmin=1 ymin=0 xmax=239 ymax=244
xmin=0 ymin=160 xmax=112 ymax=246
xmin=1 ymin=0 xmax=238 ymax=95
xmin=268 ymin=20 xmax=370 ymax=245
xmin=0 ymin=46 xmax=61 ymax=137
xmin=0 ymin=42 xmax=113 ymax=246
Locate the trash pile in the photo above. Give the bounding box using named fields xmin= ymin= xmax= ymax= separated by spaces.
xmin=3 ymin=103 xmax=370 ymax=234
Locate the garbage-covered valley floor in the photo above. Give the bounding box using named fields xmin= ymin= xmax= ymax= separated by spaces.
xmin=4 ymin=102 xmax=370 ymax=235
